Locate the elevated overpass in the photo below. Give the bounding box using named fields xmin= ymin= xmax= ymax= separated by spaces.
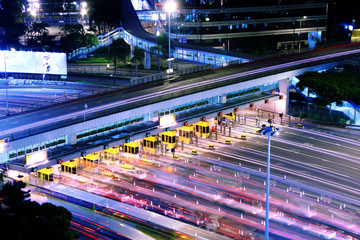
xmin=1 ymin=44 xmax=360 ymax=172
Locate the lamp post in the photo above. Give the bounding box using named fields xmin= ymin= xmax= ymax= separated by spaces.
xmin=164 ymin=1 xmax=177 ymax=73
xmin=299 ymin=16 xmax=307 ymax=53
xmin=3 ymin=51 xmax=9 ymax=116
xmin=80 ymin=2 xmax=88 ymax=26
xmin=259 ymin=120 xmax=279 ymax=240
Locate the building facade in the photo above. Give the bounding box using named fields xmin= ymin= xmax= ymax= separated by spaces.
xmin=153 ymin=2 xmax=328 ymax=52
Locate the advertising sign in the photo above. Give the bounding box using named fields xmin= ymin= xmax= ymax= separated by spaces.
xmin=160 ymin=114 xmax=176 ymax=127
xmin=0 ymin=50 xmax=67 ymax=75
xmin=26 ymin=151 xmax=47 ymax=166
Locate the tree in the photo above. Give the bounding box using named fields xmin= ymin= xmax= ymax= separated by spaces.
xmin=246 ymin=39 xmax=267 ymax=55
xmin=297 ymin=70 xmax=360 ymax=111
xmin=150 ymin=34 xmax=168 ymax=73
xmin=296 ymin=71 xmax=322 ymax=110
xmin=0 ymin=0 xmax=28 ymax=47
xmin=0 ymin=181 xmax=78 ymax=240
xmin=26 ymin=22 xmax=57 ymax=50
xmin=132 ymin=46 xmax=145 ymax=77
xmin=88 ymin=0 xmax=122 ymax=34
xmin=84 ymin=33 xmax=100 ymax=53
xmin=59 ymin=24 xmax=99 ymax=53
xmin=109 ymin=38 xmax=130 ymax=76
xmin=41 ymin=0 xmax=76 ymax=13
xmin=60 ymin=24 xmax=85 ymax=35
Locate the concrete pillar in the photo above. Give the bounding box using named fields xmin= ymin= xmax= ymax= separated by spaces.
xmin=229 ymin=127 xmax=231 ymax=137
xmin=257 ymin=78 xmax=289 ymax=114
xmin=66 ymin=133 xmax=77 ymax=145
xmin=220 ymin=94 xmax=227 ymax=104
xmin=153 ymin=111 xmax=159 ymax=122
xmin=145 ymin=51 xmax=151 ymax=70
xmin=130 ymin=45 xmax=134 ymax=58
xmin=279 ymin=78 xmax=290 ymax=115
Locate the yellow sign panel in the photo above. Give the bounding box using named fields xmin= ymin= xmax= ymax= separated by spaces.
xmin=26 ymin=151 xmax=47 ymax=166
xmin=0 ymin=139 xmax=4 ymax=153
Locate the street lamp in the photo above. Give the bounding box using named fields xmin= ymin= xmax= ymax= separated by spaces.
xmin=259 ymin=120 xmax=280 ymax=240
xmin=299 ymin=16 xmax=307 ymax=53
xmin=164 ymin=0 xmax=177 ymax=73
xmin=80 ymin=2 xmax=88 ymax=26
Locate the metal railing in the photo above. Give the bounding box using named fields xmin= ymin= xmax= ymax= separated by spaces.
xmin=130 ymin=64 xmax=212 ymax=86
xmin=3 ymin=47 xmax=359 ymax=141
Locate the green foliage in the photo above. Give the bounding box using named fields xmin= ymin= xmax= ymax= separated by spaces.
xmin=297 ymin=70 xmax=360 ymax=107
xmin=0 ymin=181 xmax=78 ymax=240
xmin=227 ymin=88 xmax=261 ymax=99
xmin=109 ymin=38 xmax=130 ymax=59
xmin=245 ymin=39 xmax=267 ymax=56
xmin=0 ymin=0 xmax=27 ymax=46
xmin=60 ymin=24 xmax=85 ymax=35
xmin=25 ymin=22 xmax=57 ymax=50
xmin=88 ymin=0 xmax=122 ymax=32
xmin=41 ymin=0 xmax=76 ymax=13
xmin=132 ymin=46 xmax=145 ymax=77
xmin=60 ymin=24 xmax=99 ymax=53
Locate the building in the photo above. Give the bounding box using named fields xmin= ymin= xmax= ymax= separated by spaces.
xmin=163 ymin=3 xmax=327 ymax=52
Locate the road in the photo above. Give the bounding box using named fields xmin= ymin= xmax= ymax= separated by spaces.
xmin=28 ymin=114 xmax=360 ymax=239
xmin=1 ymin=43 xmax=360 ymax=136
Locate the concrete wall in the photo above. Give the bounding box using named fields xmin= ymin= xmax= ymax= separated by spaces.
xmin=0 ymin=61 xmax=341 ymax=164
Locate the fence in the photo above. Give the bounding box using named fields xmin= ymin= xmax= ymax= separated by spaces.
xmin=130 ymin=64 xmax=212 ymax=86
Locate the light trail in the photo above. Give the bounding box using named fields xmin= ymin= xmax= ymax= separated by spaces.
xmin=2 ymin=47 xmax=360 ymax=137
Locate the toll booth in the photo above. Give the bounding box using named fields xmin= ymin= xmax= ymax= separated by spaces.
xmin=161 ymin=130 xmax=177 ymax=150
xmin=143 ymin=135 xmax=158 ymax=155
xmin=224 ymin=112 xmax=235 ymax=122
xmin=83 ymin=153 xmax=99 ymax=168
xmin=194 ymin=121 xmax=210 ymax=139
xmin=177 ymin=125 xmax=194 ymax=144
xmin=37 ymin=167 xmax=54 ymax=181
xmin=123 ymin=141 xmax=139 ymax=155
xmin=61 ymin=159 xmax=77 ymax=174
xmin=216 ymin=113 xmax=235 ymax=126
xmin=104 ymin=147 xmax=119 ymax=161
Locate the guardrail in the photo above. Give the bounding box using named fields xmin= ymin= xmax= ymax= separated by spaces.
xmin=130 ymin=64 xmax=212 ymax=86
xmin=68 ymin=28 xmax=122 ymax=60
xmin=2 ymin=47 xmax=360 ymax=141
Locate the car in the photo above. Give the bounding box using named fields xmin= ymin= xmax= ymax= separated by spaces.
xmin=225 ymin=139 xmax=231 ymax=145
xmin=173 ymin=154 xmax=179 ymax=160
xmin=240 ymin=134 xmax=247 ymax=140
xmin=297 ymin=123 xmax=304 ymax=129
xmin=191 ymin=149 xmax=198 ymax=155
xmin=209 ymin=144 xmax=215 ymax=150
xmin=100 ymin=170 xmax=113 ymax=177
xmin=112 ymin=174 xmax=121 ymax=181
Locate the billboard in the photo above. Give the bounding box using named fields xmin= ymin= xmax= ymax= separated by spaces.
xmin=159 ymin=114 xmax=176 ymax=128
xmin=26 ymin=150 xmax=47 ymax=166
xmin=0 ymin=50 xmax=67 ymax=75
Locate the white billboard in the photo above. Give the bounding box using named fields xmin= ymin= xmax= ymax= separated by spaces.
xmin=0 ymin=50 xmax=67 ymax=75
